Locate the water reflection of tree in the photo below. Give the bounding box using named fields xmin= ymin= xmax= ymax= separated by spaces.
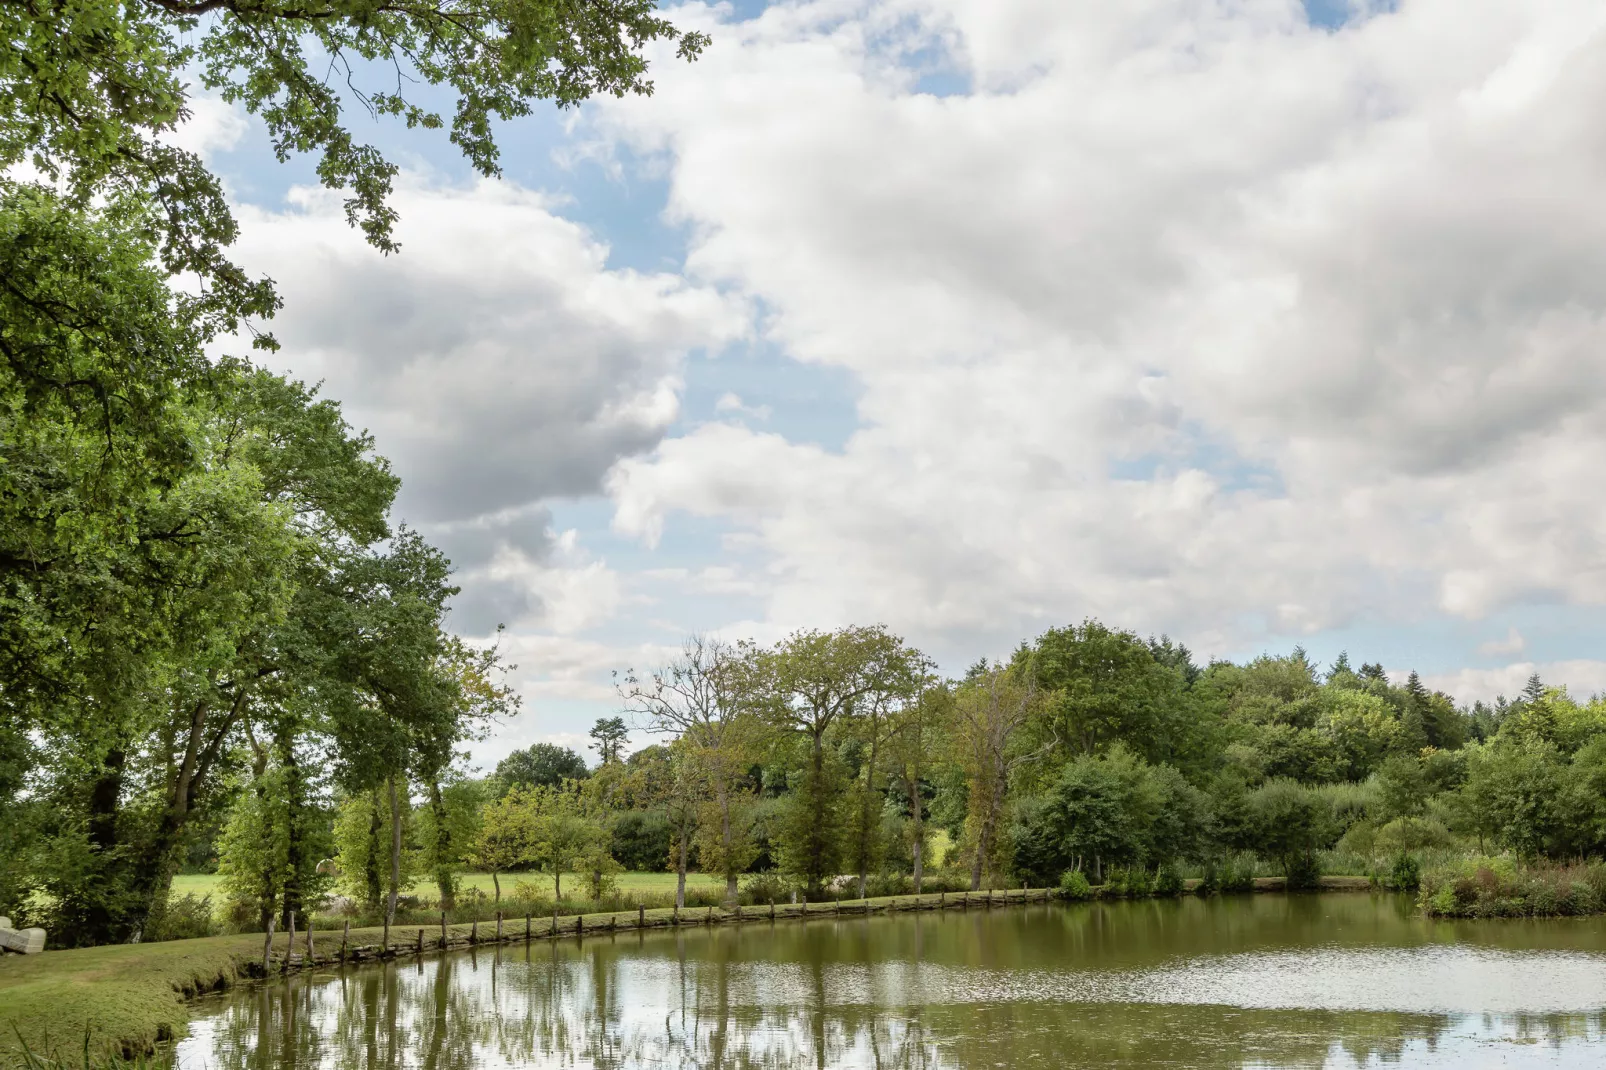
xmin=184 ymin=916 xmax=1606 ymax=1070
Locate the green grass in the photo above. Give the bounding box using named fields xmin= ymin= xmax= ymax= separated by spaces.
xmin=0 ymin=932 xmax=262 ymax=1059
xmin=170 ymin=870 xmax=723 ymax=911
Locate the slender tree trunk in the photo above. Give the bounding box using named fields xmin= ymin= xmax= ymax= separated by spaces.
xmin=969 ymin=781 xmax=1000 ymax=893
xmin=82 ymin=748 xmax=127 ymax=943
xmin=430 ymin=779 xmax=456 ymax=910
xmin=365 ymin=791 xmax=384 ymax=910
xmin=905 ymin=766 xmax=924 ymax=895
xmin=718 ymin=780 xmax=738 ymax=904
xmin=277 ymin=723 xmax=304 ymax=930
xmin=810 ymin=729 xmax=827 ymax=895
xmin=491 ymin=870 xmax=500 ymax=903
xmin=675 ymin=818 xmax=690 ymax=910
xmin=387 ymin=776 xmax=402 ymax=926
xmin=554 ymin=868 xmax=562 ymax=901
xmin=857 ymin=725 xmax=879 ymax=899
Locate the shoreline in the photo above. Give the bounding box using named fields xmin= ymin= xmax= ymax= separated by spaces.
xmin=0 ymin=878 xmax=1373 ymax=1061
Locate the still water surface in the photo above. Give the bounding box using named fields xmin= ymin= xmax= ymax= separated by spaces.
xmin=178 ymin=894 xmax=1606 ymax=1069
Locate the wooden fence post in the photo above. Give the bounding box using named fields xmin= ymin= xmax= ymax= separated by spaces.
xmin=526 ymin=913 xmax=533 ymax=942
xmin=441 ymin=911 xmax=448 ymax=950
xmin=470 ymin=915 xmax=478 ymax=945
xmin=341 ymin=919 xmax=349 ymax=963
xmin=638 ymin=904 xmax=645 ymax=928
xmin=284 ymin=912 xmax=296 ymax=973
xmin=305 ymin=915 xmax=315 ymax=962
xmin=416 ymin=927 xmax=424 ymax=954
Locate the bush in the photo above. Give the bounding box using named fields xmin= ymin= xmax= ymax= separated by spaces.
xmin=740 ymin=871 xmax=797 ymax=905
xmin=1382 ymin=852 xmax=1421 ymax=893
xmin=1058 ymin=870 xmax=1093 ymax=900
xmin=1218 ymin=855 xmax=1256 ymax=894
xmin=1195 ymin=861 xmax=1220 ymax=896
xmin=1418 ymin=857 xmax=1606 ymax=918
xmin=1373 ymin=816 xmax=1454 ymax=854
xmin=1105 ymin=865 xmax=1153 ymax=897
xmin=145 ymin=893 xmax=219 ymax=942
xmin=1154 ymin=864 xmax=1184 ymax=897
xmin=1284 ymin=852 xmax=1322 ymax=891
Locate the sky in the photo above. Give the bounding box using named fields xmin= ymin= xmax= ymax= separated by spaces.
xmin=186 ymin=0 xmax=1606 ymax=770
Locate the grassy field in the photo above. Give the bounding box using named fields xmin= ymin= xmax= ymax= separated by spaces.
xmin=171 ymin=870 xmax=724 ymax=906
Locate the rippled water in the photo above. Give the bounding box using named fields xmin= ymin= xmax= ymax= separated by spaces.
xmin=177 ymin=893 xmax=1606 ymax=1069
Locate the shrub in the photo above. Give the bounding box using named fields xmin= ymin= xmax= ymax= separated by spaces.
xmin=1373 ymin=816 xmax=1453 ymax=855
xmin=1058 ymin=870 xmax=1093 ymax=900
xmin=1284 ymin=852 xmax=1322 ymax=891
xmin=1384 ymin=852 xmax=1421 ymax=893
xmin=1419 ymin=856 xmax=1606 ymax=918
xmin=1218 ymin=855 xmax=1256 ymax=894
xmin=146 ymin=893 xmax=219 ymax=942
xmin=1154 ymin=864 xmax=1184 ymax=897
xmin=741 ymin=871 xmax=797 ymax=905
xmin=1195 ymin=861 xmax=1220 ymax=896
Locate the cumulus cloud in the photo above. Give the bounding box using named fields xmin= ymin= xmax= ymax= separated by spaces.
xmin=1424 ymin=660 xmax=1606 ymax=705
xmin=592 ymin=0 xmax=1606 ymax=660
xmin=229 ymin=175 xmax=748 ymax=634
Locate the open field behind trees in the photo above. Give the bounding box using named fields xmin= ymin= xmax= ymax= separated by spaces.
xmin=169 ymin=871 xmax=723 ymax=908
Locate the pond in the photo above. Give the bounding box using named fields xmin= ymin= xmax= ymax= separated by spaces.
xmin=177 ymin=893 xmax=1606 ymax=1069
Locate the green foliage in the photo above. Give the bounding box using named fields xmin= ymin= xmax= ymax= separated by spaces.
xmin=1058 ymin=870 xmax=1093 ymax=900
xmin=495 ymin=744 xmax=590 ymax=792
xmin=1383 ymin=853 xmax=1421 ymax=893
xmin=1420 ymin=857 xmax=1606 ymax=918
xmin=1153 ymin=864 xmax=1184 ymax=897
xmin=1247 ymin=779 xmax=1333 ymax=882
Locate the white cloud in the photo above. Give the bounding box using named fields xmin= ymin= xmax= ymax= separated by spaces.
xmin=228 ymin=174 xmax=749 ymax=639
xmin=590 ymin=0 xmax=1606 ymax=660
xmin=1423 ymin=660 xmax=1606 ymax=705
xmin=713 ymin=391 xmax=773 ymax=420
xmin=1477 ymin=627 xmax=1527 ymax=658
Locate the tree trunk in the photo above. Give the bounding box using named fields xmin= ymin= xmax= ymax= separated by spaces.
xmin=277 ymin=723 xmax=304 ymax=930
xmin=969 ymin=782 xmax=999 ymax=893
xmin=554 ymin=868 xmax=562 ymax=901
xmin=675 ymin=820 xmax=690 ymax=910
xmin=491 ymin=870 xmax=500 ymax=903
xmin=430 ymin=779 xmax=456 ymax=910
xmin=387 ymin=776 xmax=402 ymax=927
xmin=718 ymin=781 xmax=738 ymax=904
xmin=365 ymin=791 xmax=384 ymax=910
xmin=82 ymin=748 xmax=127 ymax=942
xmin=906 ymin=767 xmax=924 ymax=895
xmin=857 ymin=725 xmax=879 ymax=900
xmin=809 ymin=729 xmax=827 ymax=895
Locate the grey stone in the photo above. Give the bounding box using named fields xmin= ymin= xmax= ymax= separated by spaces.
xmin=0 ymin=925 xmax=45 ymax=954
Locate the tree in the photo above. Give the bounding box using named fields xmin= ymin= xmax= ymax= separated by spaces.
xmin=620 ymin=635 xmax=768 ymax=902
xmin=3 ymin=0 xmax=710 ymax=339
xmin=589 ymin=717 xmax=630 ymax=766
xmin=527 ymin=784 xmax=608 ymax=901
xmin=952 ymin=664 xmax=1044 ymax=890
xmin=885 ymin=681 xmax=947 ymax=893
xmin=496 ymin=744 xmax=590 ymax=792
xmin=468 ymin=787 xmax=538 ymax=904
xmin=763 ymin=626 xmax=925 ymax=897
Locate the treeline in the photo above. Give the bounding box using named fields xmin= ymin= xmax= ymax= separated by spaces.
xmin=289 ymin=626 xmax=1606 ymax=930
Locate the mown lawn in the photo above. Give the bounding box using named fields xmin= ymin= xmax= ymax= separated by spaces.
xmin=171 ymin=870 xmax=724 ymax=908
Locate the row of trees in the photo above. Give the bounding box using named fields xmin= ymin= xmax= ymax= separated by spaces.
xmin=295 ymin=624 xmax=1606 ymax=924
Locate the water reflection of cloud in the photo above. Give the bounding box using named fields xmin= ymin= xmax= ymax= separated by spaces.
xmin=176 ymin=915 xmax=1606 ymax=1070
